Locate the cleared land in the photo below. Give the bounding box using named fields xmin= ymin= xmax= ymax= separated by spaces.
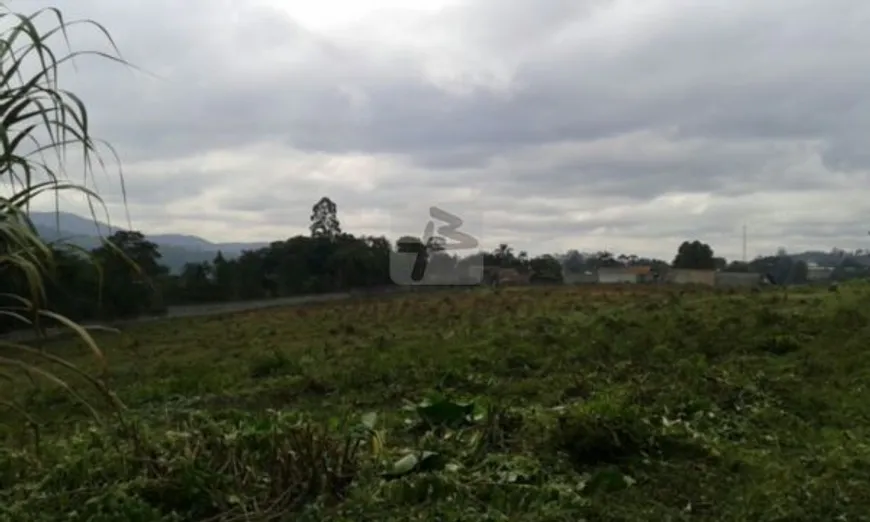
xmin=3 ymin=283 xmax=870 ymax=521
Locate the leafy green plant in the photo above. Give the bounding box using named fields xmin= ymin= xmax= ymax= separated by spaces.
xmin=0 ymin=3 xmax=131 ymax=430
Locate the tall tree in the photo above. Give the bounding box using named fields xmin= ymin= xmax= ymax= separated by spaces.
xmin=309 ymin=197 xmax=341 ymax=240
xmin=592 ymin=251 xmax=621 ymax=268
xmin=561 ymin=250 xmax=586 ymax=274
xmin=212 ymin=251 xmax=236 ymax=298
xmin=96 ymin=230 xmax=164 ymax=277
xmin=492 ymin=243 xmax=514 ymax=267
xmin=92 ymin=230 xmax=166 ymax=318
xmin=178 ymin=261 xmax=215 ymax=302
xmin=750 ymin=254 xmax=810 ymax=285
xmin=672 ymin=240 xmax=716 ymax=269
xmin=530 ymin=254 xmax=563 ymax=282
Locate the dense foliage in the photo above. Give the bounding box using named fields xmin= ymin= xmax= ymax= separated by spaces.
xmin=10 ymin=196 xmax=856 ymax=334
xmin=3 ymin=284 xmax=870 ymax=521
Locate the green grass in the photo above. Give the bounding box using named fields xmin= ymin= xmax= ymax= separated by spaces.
xmin=2 ymin=283 xmax=870 ymax=521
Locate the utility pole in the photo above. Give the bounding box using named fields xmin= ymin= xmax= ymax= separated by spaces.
xmin=742 ymin=224 xmax=747 ymax=263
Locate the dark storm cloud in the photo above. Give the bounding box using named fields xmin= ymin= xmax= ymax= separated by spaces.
xmin=49 ymin=1 xmax=857 ymax=152
xmin=37 ymin=0 xmax=870 ymax=174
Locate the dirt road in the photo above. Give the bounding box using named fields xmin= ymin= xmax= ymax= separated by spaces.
xmin=0 ymin=291 xmax=355 ymax=342
xmin=0 ymin=284 xmax=493 ymax=342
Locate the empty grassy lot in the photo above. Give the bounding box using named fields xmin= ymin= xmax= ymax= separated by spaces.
xmin=2 ymin=283 xmax=870 ymax=521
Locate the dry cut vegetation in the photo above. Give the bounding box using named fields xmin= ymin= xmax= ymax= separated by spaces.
xmin=2 ymin=283 xmax=870 ymax=521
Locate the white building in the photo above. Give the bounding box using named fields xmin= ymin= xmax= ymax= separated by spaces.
xmin=597 ymin=267 xmax=639 ymax=284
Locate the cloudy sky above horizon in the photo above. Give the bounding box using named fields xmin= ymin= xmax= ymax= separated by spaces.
xmin=10 ymin=0 xmax=870 ymax=260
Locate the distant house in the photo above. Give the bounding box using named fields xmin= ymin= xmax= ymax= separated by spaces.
xmin=486 ymin=267 xmax=531 ymax=286
xmin=598 ymin=267 xmax=640 ymax=284
xmin=806 ymin=263 xmax=833 ymax=282
xmin=563 ymin=270 xmax=598 ymax=284
xmin=498 ymin=268 xmax=531 ymax=285
xmin=666 ymin=268 xmax=716 ymax=286
xmin=715 ymin=271 xmax=765 ymax=287
xmin=626 ymin=265 xmax=654 ymax=283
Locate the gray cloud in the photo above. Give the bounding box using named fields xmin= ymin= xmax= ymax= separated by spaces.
xmin=10 ymin=0 xmax=870 ymax=261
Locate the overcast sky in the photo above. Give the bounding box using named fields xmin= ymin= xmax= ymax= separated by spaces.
xmin=11 ymin=0 xmax=870 ymax=260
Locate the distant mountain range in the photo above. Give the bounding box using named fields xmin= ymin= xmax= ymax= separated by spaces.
xmin=28 ymin=211 xmax=269 ymax=273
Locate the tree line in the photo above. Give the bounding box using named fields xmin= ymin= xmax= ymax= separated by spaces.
xmin=0 ymin=197 xmax=862 ymax=332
